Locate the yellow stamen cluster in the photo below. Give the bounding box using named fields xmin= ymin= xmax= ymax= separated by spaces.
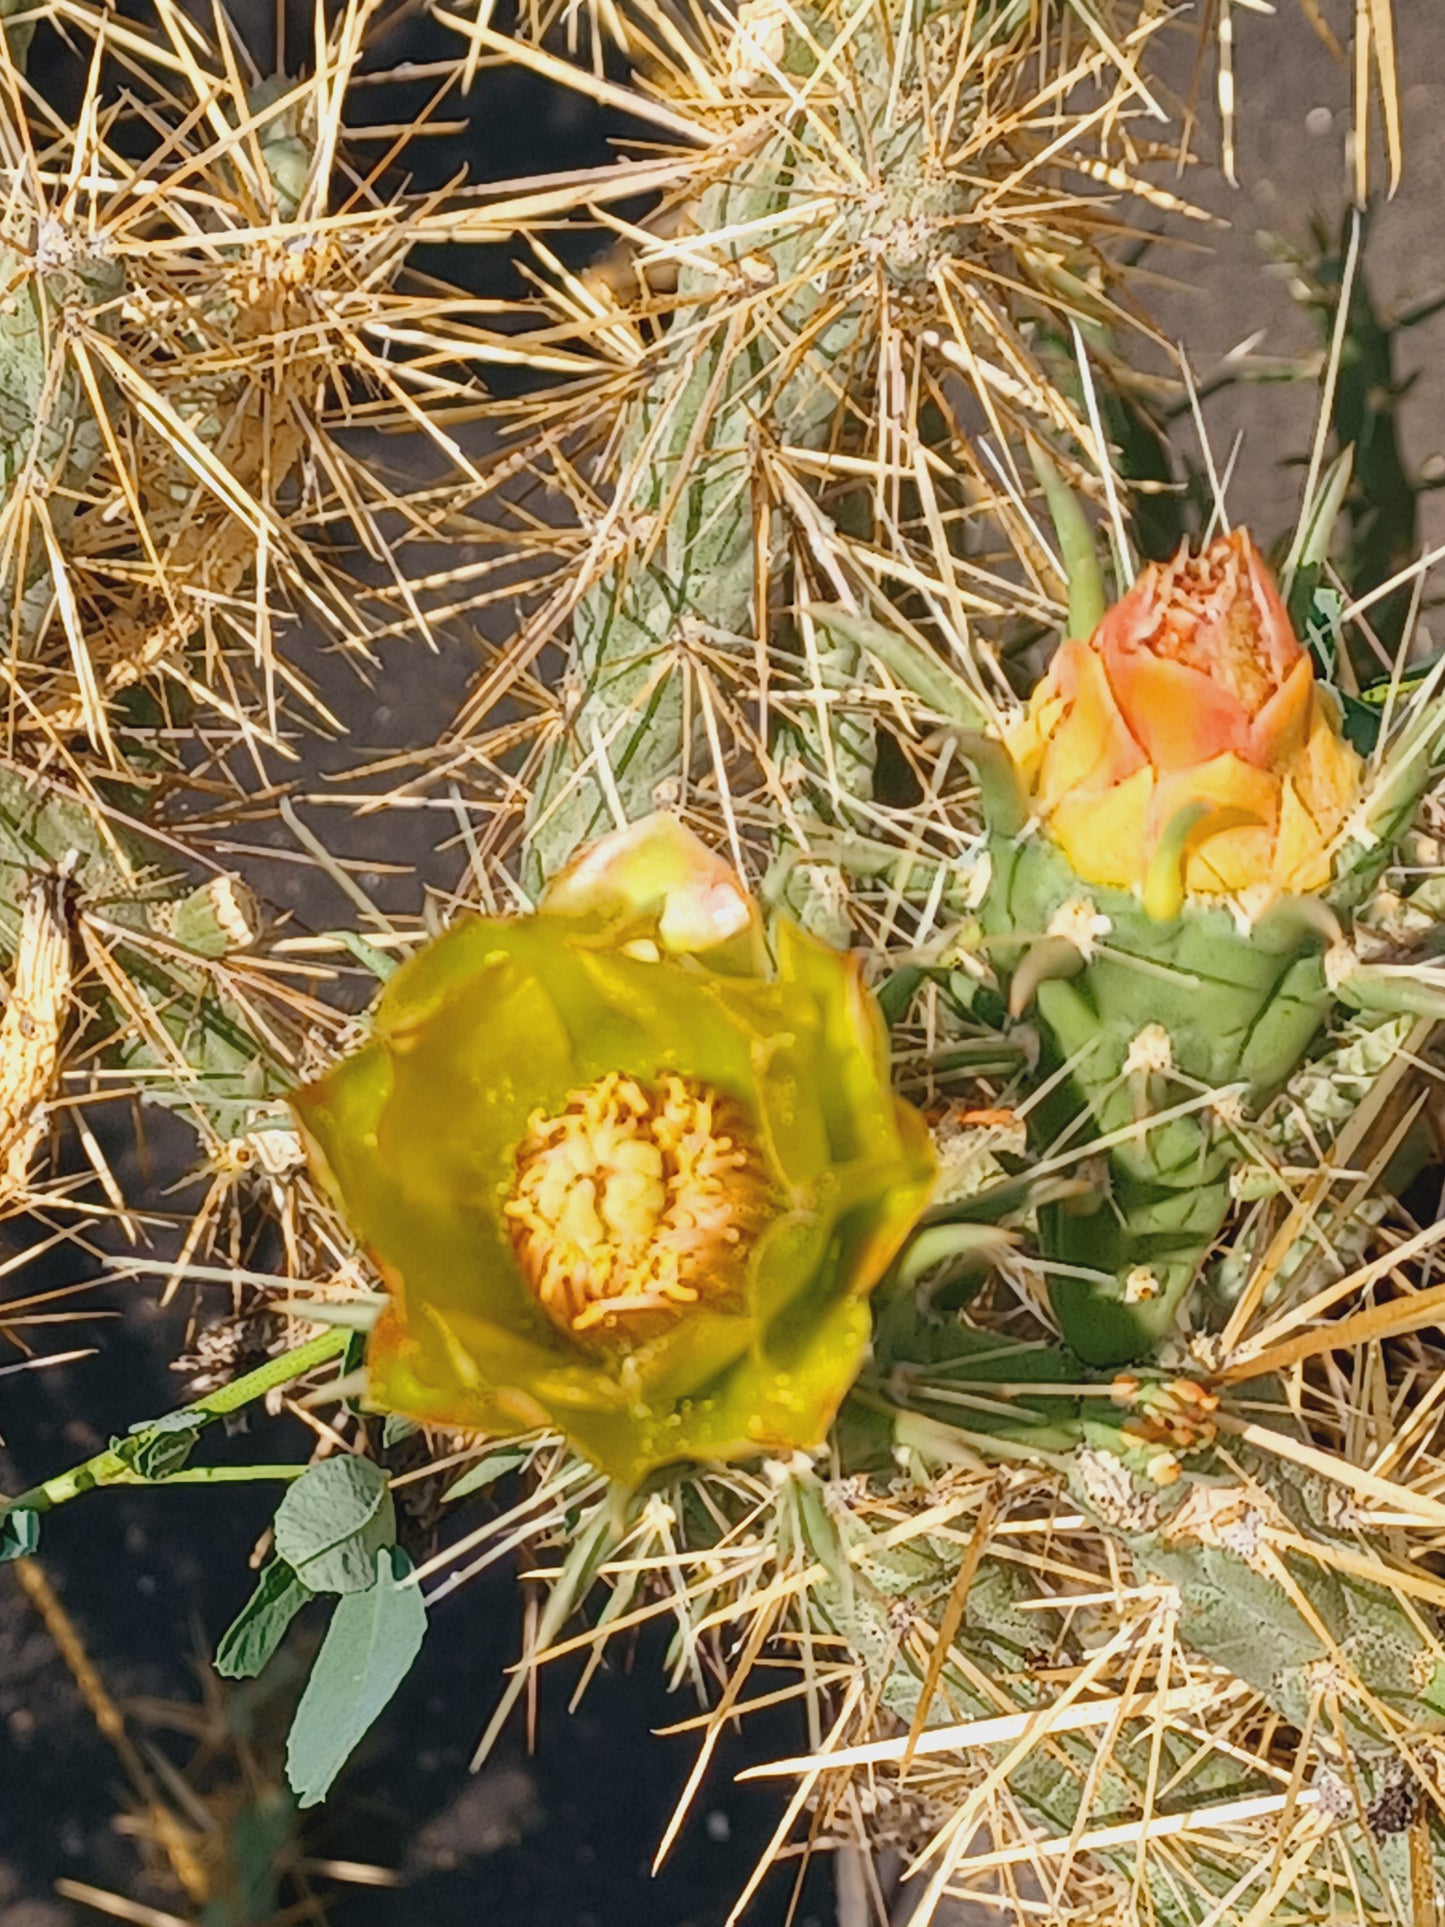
xmin=505 ymin=1072 xmax=772 ymax=1340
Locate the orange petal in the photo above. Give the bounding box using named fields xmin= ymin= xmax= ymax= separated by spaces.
xmin=1101 ymin=645 xmax=1255 ymax=768
xmin=1249 ymin=655 xmax=1313 ymax=767
xmin=1034 ymin=638 xmax=1146 ymax=812
xmin=1089 ymin=561 xmax=1167 ymax=657
xmin=1049 ymin=765 xmax=1154 ymax=892
xmin=1237 ymin=529 xmax=1304 ymax=685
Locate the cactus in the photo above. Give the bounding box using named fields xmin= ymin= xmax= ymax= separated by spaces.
xmin=421 ymin=5 xmax=1442 ymax=1917
xmin=503 ymin=0 xmax=1162 ymax=892
xmin=814 ymin=1358 xmax=1445 ymax=1921
xmin=3 ymin=2 xmax=1440 ymax=1924
xmin=0 ymin=765 xmax=293 ymax=1144
xmin=0 ymin=1 xmax=528 ymax=1163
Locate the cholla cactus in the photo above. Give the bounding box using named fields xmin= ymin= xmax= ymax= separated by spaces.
xmin=4 ymin=1 xmax=1441 ymax=1924
xmin=0 ymin=0 xmax=531 ymax=1178
xmin=442 ymin=0 xmax=1210 ymax=897
xmin=975 ymin=525 xmax=1427 ymax=1362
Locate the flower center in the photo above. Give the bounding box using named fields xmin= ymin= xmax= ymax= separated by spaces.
xmin=504 ymin=1072 xmax=772 ymax=1340
xmin=1148 ymin=538 xmax=1280 ymax=712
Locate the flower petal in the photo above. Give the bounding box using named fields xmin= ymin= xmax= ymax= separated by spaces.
xmin=541 ymin=811 xmax=764 ymax=970
xmin=770 ymin=918 xmax=901 ymax=1160
xmin=1101 ymin=644 xmax=1254 ymax=769
xmin=1004 ymin=689 xmax=1067 ymax=787
xmin=1034 ymin=638 xmax=1147 ymax=811
xmin=1090 ymin=564 xmax=1165 ymax=657
xmin=1248 ymin=655 xmax=1313 ymax=767
xmin=1048 ymin=765 xmax=1155 ymax=891
xmin=1294 ymin=691 xmax=1364 ymax=832
xmin=1274 ymin=776 xmax=1334 ymax=893
xmin=1003 ymin=530 xmax=1362 ymax=906
xmin=1154 ymin=753 xmax=1278 ymax=896
xmin=1239 ymin=528 xmax=1304 ymax=685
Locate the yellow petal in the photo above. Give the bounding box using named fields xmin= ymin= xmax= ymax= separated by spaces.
xmin=1049 ymin=765 xmax=1155 ymax=891
xmin=1005 ymin=689 xmax=1067 ymax=787
xmin=1184 ymin=822 xmax=1275 ymax=895
xmin=1274 ymin=775 xmax=1333 ymax=893
xmin=1291 ymin=692 xmax=1364 ymax=833
xmin=1154 ymin=754 xmax=1278 ymax=896
xmin=541 ymin=812 xmax=763 ymax=967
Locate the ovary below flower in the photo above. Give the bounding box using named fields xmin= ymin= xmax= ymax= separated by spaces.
xmin=1007 ymin=530 xmax=1362 ymax=913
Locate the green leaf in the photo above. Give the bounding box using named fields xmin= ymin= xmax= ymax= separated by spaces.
xmin=121 ymin=1409 xmax=203 ymax=1480
xmin=215 ymin=1558 xmax=313 ymax=1679
xmin=876 ymin=964 xmax=924 ymax=1028
xmin=1341 ymin=650 xmax=1445 ymax=754
xmin=273 ymin=1456 xmax=396 ymax=1595
xmin=1297 ymin=580 xmax=1345 ymax=682
xmin=285 ymin=1546 xmax=427 ymax=1808
xmin=339 ymin=1327 xmax=368 ymax=1411
xmin=0 ymin=1507 xmax=39 ymax=1561
xmin=1342 ymin=691 xmax=1382 ymax=755
xmin=381 ymin=1414 xmax=420 ymax=1448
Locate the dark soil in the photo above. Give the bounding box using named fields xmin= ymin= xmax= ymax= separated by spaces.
xmin=0 ymin=1276 xmax=831 ymax=1926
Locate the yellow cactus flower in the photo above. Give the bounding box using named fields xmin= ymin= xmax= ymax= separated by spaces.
xmin=1007 ymin=530 xmax=1363 ymax=915
xmin=292 ymin=816 xmax=935 ymax=1484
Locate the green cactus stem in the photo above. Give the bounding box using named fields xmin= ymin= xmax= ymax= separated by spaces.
xmin=823 ymin=1331 xmax=1445 ymax=1917
xmin=980 ymin=834 xmax=1336 ymax=1363
xmin=0 ymin=764 xmax=299 ymax=1142
xmin=521 ymin=119 xmax=874 ymax=893
xmin=519 ymin=0 xmax=1110 ymax=893
xmin=0 ymin=242 xmax=123 ymax=658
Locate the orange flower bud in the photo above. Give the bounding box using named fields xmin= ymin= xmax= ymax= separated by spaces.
xmin=1007 ymin=531 xmax=1362 ymax=915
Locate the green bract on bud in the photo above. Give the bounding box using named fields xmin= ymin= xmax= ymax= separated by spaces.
xmin=291 ymin=816 xmax=935 ymax=1484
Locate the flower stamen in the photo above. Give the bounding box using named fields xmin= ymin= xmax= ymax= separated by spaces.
xmin=505 ymin=1071 xmax=772 ymax=1340
xmin=1147 ymin=536 xmax=1290 ymax=711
